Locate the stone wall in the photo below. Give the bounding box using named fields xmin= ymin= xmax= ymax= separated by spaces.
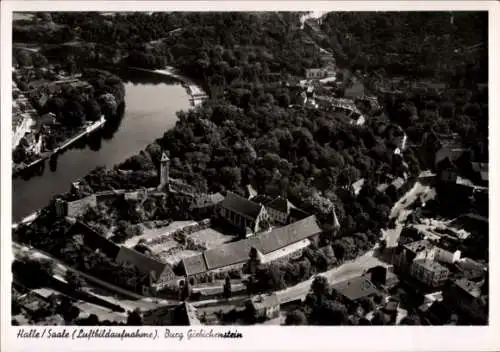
xmin=66 ymin=194 xmax=98 ymax=218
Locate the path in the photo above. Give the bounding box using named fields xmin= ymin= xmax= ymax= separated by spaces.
xmin=381 ymin=179 xmax=436 ymax=248
xmin=12 ymin=242 xmax=179 ymax=311
xmin=276 ymin=250 xmax=388 ymax=304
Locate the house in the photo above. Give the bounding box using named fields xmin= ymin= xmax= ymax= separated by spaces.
xmin=437 ymin=158 xmax=458 ymax=184
xmin=393 ymin=239 xmax=436 ymax=270
xmin=434 ymin=136 xmax=468 ymax=168
xmin=192 ymin=192 xmax=224 ymax=216
xmin=331 ymin=276 xmax=380 ymax=304
xmin=393 ymin=239 xmax=450 ymax=287
xmin=415 ymin=131 xmax=468 ymax=169
xmin=471 ymin=162 xmax=488 ymax=184
xmin=454 ymin=258 xmax=487 ymax=281
xmin=410 ymin=259 xmax=449 ymax=288
xmin=182 ymin=215 xmax=323 ymax=277
xmin=420 ymin=301 xmax=454 ymax=325
xmin=255 ymin=196 xmax=309 ymax=225
xmin=443 ymin=278 xmax=488 ymax=324
xmin=115 ymin=246 xmax=175 ymax=295
xmin=434 ymin=247 xmax=461 ymax=265
xmin=249 ymin=293 xmax=280 ymax=321
xmin=305 ymin=67 xmax=335 ymax=80
xmin=218 ymin=191 xmax=269 ymax=235
xmin=12 ymin=114 xmax=33 ymax=149
xmin=351 ymin=178 xmax=365 ymax=196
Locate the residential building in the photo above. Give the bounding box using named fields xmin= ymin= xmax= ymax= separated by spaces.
xmin=331 ymin=276 xmax=380 ymax=304
xmin=435 ymin=247 xmax=461 ymax=265
xmin=454 ymin=258 xmax=487 ymax=281
xmin=252 ymin=195 xmax=309 ymax=225
xmin=218 ymin=191 xmax=269 ymax=235
xmin=115 ymin=246 xmax=175 ymax=295
xmin=393 ymin=239 xmax=436 ymax=270
xmin=305 ymin=67 xmax=335 ymax=80
xmin=182 ymin=215 xmax=323 ymax=277
xmin=393 ymin=239 xmax=450 ymax=287
xmin=471 ymin=162 xmax=488 ymax=184
xmin=410 ymin=259 xmax=449 ymax=288
xmin=249 ymin=293 xmax=280 ymax=321
xmin=12 ymin=114 xmax=34 ymax=149
xmin=443 ymin=278 xmax=488 ymax=324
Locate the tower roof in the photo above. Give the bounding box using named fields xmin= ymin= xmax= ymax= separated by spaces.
xmin=161 ymin=152 xmax=170 ymax=162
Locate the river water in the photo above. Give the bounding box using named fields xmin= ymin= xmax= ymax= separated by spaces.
xmin=12 ymin=69 xmax=191 ymax=222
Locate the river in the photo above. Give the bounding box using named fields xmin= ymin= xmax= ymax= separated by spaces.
xmin=12 ymin=69 xmax=191 ymax=222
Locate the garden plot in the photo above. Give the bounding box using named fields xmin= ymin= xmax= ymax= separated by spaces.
xmin=123 ymin=221 xmax=197 ymax=248
xmin=187 ymin=227 xmax=239 ymax=249
xmin=157 ymin=248 xmax=200 ymax=266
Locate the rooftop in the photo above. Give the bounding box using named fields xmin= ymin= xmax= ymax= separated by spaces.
xmin=115 ymin=246 xmax=169 ymax=280
xmin=184 ymin=215 xmax=322 ymax=274
xmin=332 ymin=276 xmax=379 ymax=302
xmin=251 ymin=293 xmax=279 ymax=309
xmin=251 ymin=194 xmax=275 ymax=205
xmin=266 ymin=196 xmax=292 ymax=214
xmin=220 ymin=191 xmax=264 ymax=221
xmin=192 ymin=192 xmax=224 ymax=209
xmin=454 ymin=278 xmax=482 ymax=299
xmin=403 ymin=239 xmax=433 ymax=254
xmin=182 ymin=253 xmax=208 ymax=276
xmin=413 ymin=259 xmax=448 ymax=273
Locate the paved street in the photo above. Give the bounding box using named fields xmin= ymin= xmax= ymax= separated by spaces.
xmin=276 ymin=250 xmax=389 ymax=304
xmin=12 ymin=242 xmax=178 ymax=311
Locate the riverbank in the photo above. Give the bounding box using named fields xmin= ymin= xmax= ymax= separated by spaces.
xmin=130 ymin=66 xmax=208 ymax=106
xmin=13 ymin=116 xmax=106 ymax=177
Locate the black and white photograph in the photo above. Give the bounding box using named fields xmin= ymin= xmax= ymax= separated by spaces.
xmin=1 ymin=1 xmax=497 ymax=350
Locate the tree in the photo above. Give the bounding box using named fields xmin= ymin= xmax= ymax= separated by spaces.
xmin=311 ymin=275 xmax=329 ymax=297
xmin=256 ymin=264 xmax=286 ymax=292
xmin=126 ymin=309 xmax=143 ymax=325
xmin=180 ymin=277 xmax=192 ymax=301
xmin=247 ymin=247 xmax=261 ymax=275
xmin=85 ymin=99 xmax=102 ymax=121
xmin=399 ymin=314 xmax=421 ymax=325
xmin=285 ymin=309 xmax=308 ymax=325
xmin=223 ymin=276 xmax=232 ymax=299
xmin=65 ymin=271 xmax=85 ymax=292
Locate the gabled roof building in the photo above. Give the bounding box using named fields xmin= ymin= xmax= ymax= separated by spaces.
xmin=182 ymin=215 xmax=323 ymax=277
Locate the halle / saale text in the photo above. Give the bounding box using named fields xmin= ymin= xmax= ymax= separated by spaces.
xmin=17 ymin=329 xmax=70 ymax=339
